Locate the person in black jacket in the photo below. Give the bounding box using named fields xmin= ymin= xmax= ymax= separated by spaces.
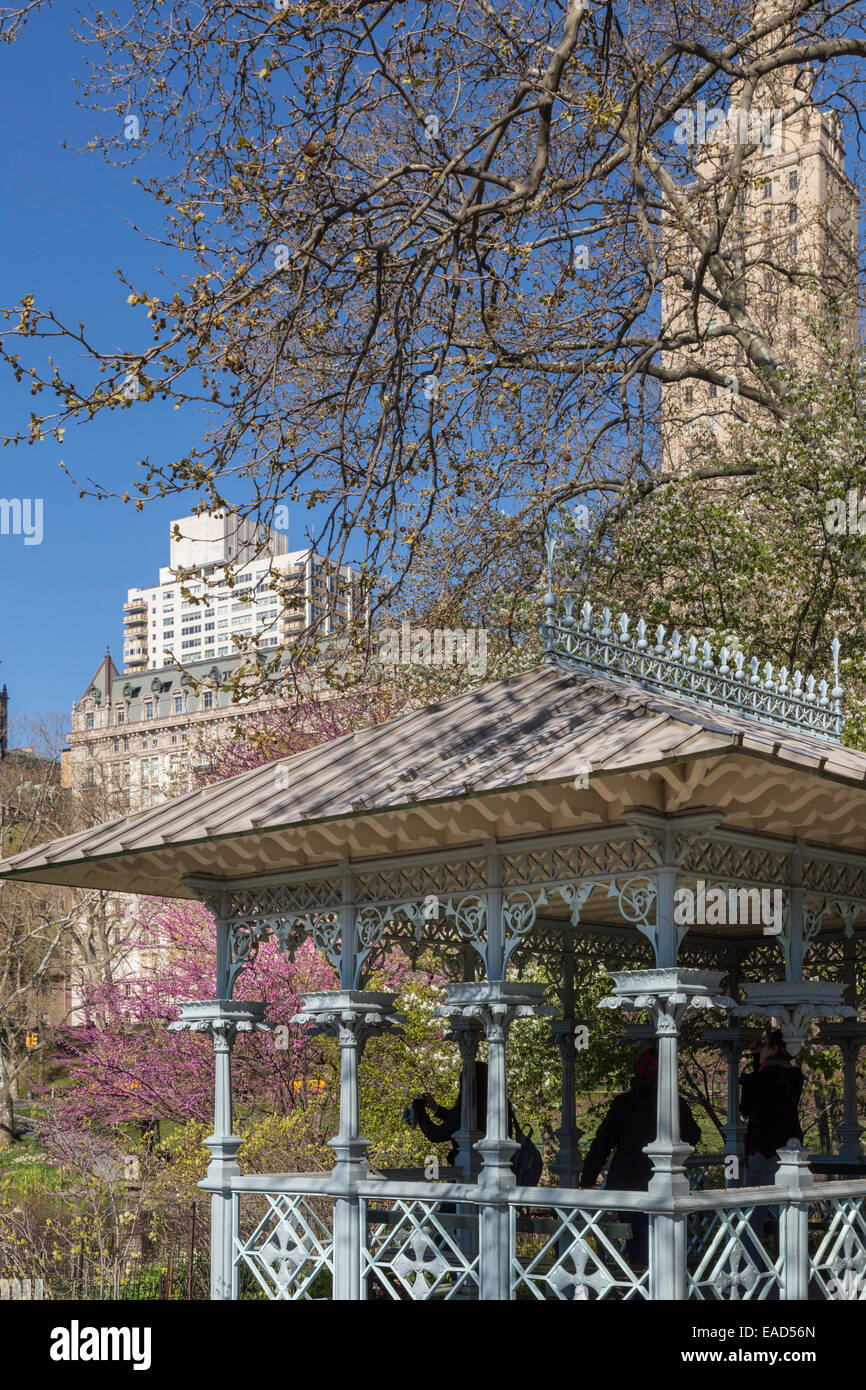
xmin=579 ymin=1047 xmax=702 ymax=1265
xmin=406 ymin=1061 xmax=489 ymax=1167
xmin=739 ymin=1029 xmax=804 ymax=1254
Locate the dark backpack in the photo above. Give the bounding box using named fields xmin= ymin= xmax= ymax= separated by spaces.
xmin=510 ymin=1109 xmax=543 ymax=1188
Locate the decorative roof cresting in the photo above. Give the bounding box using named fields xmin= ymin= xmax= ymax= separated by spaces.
xmin=540 ymin=536 xmax=844 ymax=742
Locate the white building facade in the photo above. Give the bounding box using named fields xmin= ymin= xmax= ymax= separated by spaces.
xmin=123 ymin=512 xmax=360 ymax=675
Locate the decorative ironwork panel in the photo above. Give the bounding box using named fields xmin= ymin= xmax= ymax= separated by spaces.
xmin=677 ymin=840 xmax=789 ymax=886
xmin=362 ymin=1199 xmax=480 ymax=1300
xmin=225 ymin=881 xmax=342 ymax=920
xmin=804 ymin=936 xmax=847 ymax=982
xmin=511 ymin=1204 xmax=650 ymax=1300
xmin=736 ymin=940 xmax=786 ymax=983
xmin=804 ymin=861 xmax=866 ymax=900
xmin=234 ymin=1193 xmax=334 ymax=1300
xmin=679 ymin=940 xmax=733 ymax=971
xmin=354 ymin=859 xmax=487 ymax=904
xmin=503 ymin=839 xmax=659 ymax=888
xmin=687 ymin=1206 xmax=781 ymax=1300
xmin=809 ymin=1198 xmax=866 ymax=1299
xmin=511 ymin=929 xmax=655 ymax=984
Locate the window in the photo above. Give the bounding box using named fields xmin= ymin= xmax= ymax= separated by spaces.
xmin=86 ymin=713 xmax=94 ymax=731
xmin=789 ymin=205 xmax=798 ymax=224
xmin=762 ymin=179 xmax=772 ymax=199
xmin=171 ymin=730 xmax=178 ymax=744
xmin=87 ymin=768 xmax=95 ymax=785
xmin=116 ymin=708 xmax=125 ymax=725
xmin=708 ymin=383 xmax=718 ymax=398
xmin=203 ymin=691 xmax=214 ymax=710
xmin=174 ymin=695 xmax=183 ymax=714
xmin=788 ymin=170 xmax=798 ymax=190
xmin=144 ymin=701 xmax=153 ymax=719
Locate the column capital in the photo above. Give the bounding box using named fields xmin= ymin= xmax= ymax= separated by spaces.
xmin=169 ymin=999 xmax=272 ymax=1048
xmin=292 ymin=989 xmax=404 ymax=1051
xmin=435 ymin=980 xmax=554 ymax=1040
xmin=733 ymin=981 xmax=856 ymax=1052
xmin=599 ymin=968 xmax=733 ymax=1033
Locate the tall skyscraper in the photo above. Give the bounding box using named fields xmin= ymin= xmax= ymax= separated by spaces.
xmin=660 ymin=50 xmax=859 ymax=474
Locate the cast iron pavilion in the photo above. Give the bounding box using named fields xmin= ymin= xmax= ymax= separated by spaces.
xmin=3 ymin=570 xmax=866 ymax=1300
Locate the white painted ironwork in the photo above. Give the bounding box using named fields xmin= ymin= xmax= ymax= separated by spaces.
xmin=235 ymin=1194 xmax=334 ymax=1300
xmin=687 ymin=1205 xmax=781 ymax=1300
xmin=541 ymin=536 xmax=844 ymax=740
xmin=510 ymin=1203 xmax=649 ymax=1300
xmin=362 ymin=1198 xmax=480 ymax=1300
xmin=810 ymin=1197 xmax=866 ymax=1300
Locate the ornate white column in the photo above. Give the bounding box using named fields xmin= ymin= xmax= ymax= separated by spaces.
xmin=170 ymin=999 xmax=271 ymax=1300
xmin=775 ymin=1141 xmax=813 ymax=1301
xmin=600 ymin=968 xmax=733 ymax=1300
xmin=292 ymin=990 xmax=403 ymax=1300
xmin=436 ymin=981 xmax=554 ymax=1300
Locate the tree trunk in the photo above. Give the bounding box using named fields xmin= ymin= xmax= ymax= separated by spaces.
xmin=0 ymin=1081 xmax=16 ymax=1149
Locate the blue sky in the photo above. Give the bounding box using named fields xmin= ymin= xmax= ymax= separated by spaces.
xmin=0 ymin=16 xmax=314 ymax=732
xmin=0 ymin=19 xmax=195 ymax=727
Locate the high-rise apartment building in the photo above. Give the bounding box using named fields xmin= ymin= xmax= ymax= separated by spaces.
xmin=122 ymin=512 xmax=360 ymax=675
xmin=661 ymin=58 xmax=859 ymax=474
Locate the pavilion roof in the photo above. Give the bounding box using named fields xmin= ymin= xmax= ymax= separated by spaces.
xmin=3 ymin=662 xmax=866 ymax=898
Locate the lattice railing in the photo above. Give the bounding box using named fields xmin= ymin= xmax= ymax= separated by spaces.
xmin=220 ymin=1172 xmax=866 ymax=1301
xmin=510 ymin=1202 xmax=650 ymax=1300
xmin=361 ymin=1197 xmax=480 ymax=1300
xmin=686 ymin=1202 xmax=782 ymax=1300
xmin=808 ymin=1196 xmax=866 ymax=1299
xmin=234 ymin=1192 xmax=334 ymax=1300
